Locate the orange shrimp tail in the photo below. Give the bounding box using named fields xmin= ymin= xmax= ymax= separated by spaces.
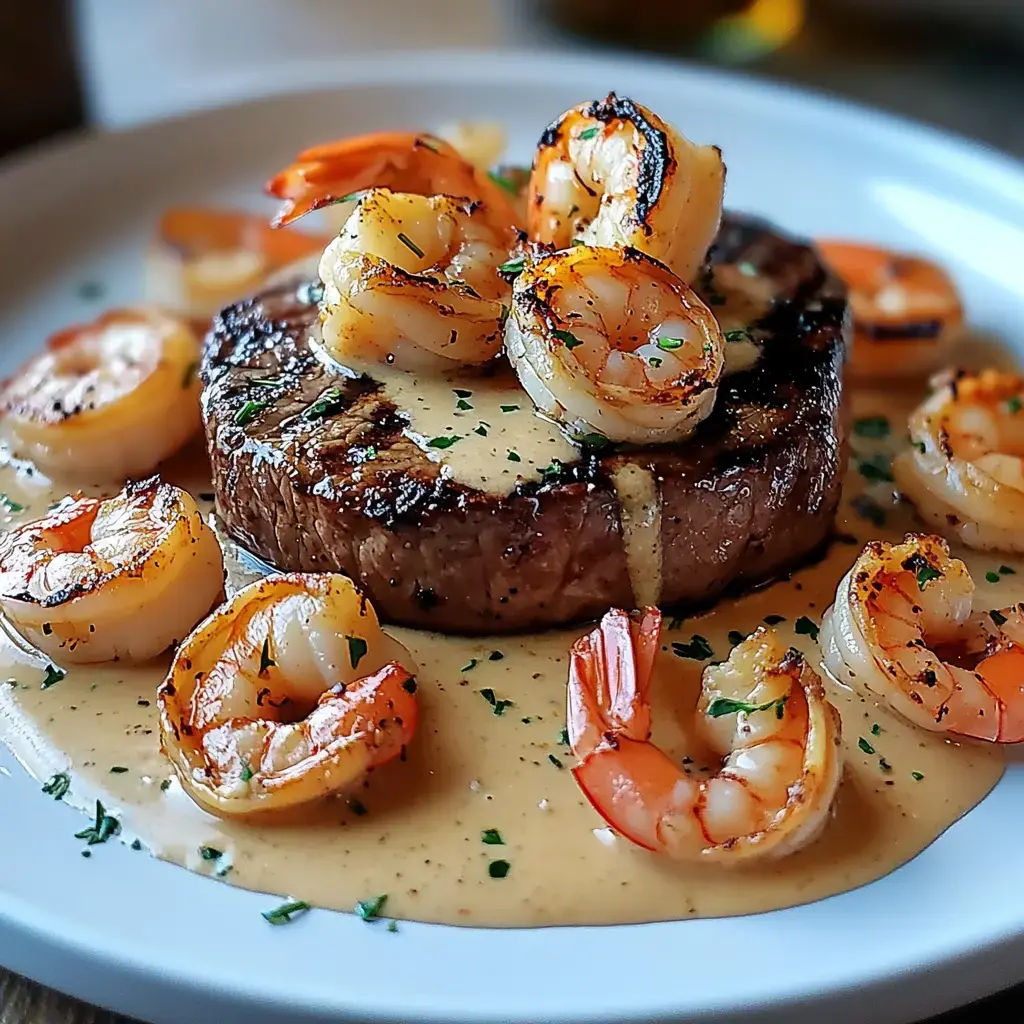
xmin=975 ymin=642 xmax=1024 ymax=743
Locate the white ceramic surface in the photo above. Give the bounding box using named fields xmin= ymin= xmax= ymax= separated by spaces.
xmin=1 ymin=49 xmax=1024 ymax=1024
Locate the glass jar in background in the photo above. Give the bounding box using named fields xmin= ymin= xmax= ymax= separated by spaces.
xmin=537 ymin=0 xmax=807 ymax=62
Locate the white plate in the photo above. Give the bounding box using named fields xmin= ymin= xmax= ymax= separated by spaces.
xmin=2 ymin=48 xmax=1024 ymax=1024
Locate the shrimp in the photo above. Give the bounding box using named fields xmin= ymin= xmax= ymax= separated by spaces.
xmin=318 ymin=188 xmax=515 ymax=372
xmin=815 ymin=240 xmax=963 ymax=382
xmin=266 ymin=130 xmax=521 ymax=231
xmin=0 ymin=308 xmax=202 ymax=481
xmin=0 ymin=478 xmax=223 ymax=664
xmin=821 ymin=533 xmax=1024 ymax=742
xmin=145 ymin=207 xmax=329 ymax=322
xmin=158 ymin=573 xmax=418 ymax=819
xmin=528 ymin=94 xmax=725 ymax=284
xmin=893 ymin=369 xmax=1024 ymax=552
xmin=504 ymin=244 xmax=725 ymax=444
xmin=568 ymin=609 xmax=842 ymax=863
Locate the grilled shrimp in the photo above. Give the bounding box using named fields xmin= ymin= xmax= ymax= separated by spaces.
xmin=821 ymin=534 xmax=1024 ymax=742
xmin=568 ymin=610 xmax=842 ymax=863
xmin=894 ymin=370 xmax=1024 ymax=552
xmin=0 ymin=478 xmax=223 ymax=664
xmin=528 ymin=94 xmax=725 ymax=284
xmin=0 ymin=309 xmax=202 ymax=481
xmin=504 ymin=244 xmax=724 ymax=443
xmin=318 ymin=188 xmax=516 ymax=372
xmin=158 ymin=573 xmax=418 ymax=820
xmin=145 ymin=207 xmax=328 ymax=322
xmin=266 ymin=130 xmax=520 ymax=230
xmin=815 ymin=240 xmax=963 ymax=382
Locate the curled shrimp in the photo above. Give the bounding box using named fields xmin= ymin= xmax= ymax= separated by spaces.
xmin=266 ymin=130 xmax=520 ymax=230
xmin=821 ymin=534 xmax=1024 ymax=742
xmin=894 ymin=369 xmax=1024 ymax=552
xmin=528 ymin=94 xmax=725 ymax=284
xmin=0 ymin=308 xmax=202 ymax=481
xmin=145 ymin=207 xmax=329 ymax=322
xmin=504 ymin=244 xmax=725 ymax=444
xmin=158 ymin=573 xmax=418 ymax=820
xmin=568 ymin=609 xmax=842 ymax=863
xmin=0 ymin=478 xmax=223 ymax=664
xmin=318 ymin=187 xmax=515 ymax=372
xmin=815 ymin=240 xmax=963 ymax=382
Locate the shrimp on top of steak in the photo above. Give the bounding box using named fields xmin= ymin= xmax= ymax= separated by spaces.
xmin=568 ymin=609 xmax=842 ymax=863
xmin=528 ymin=94 xmax=725 ymax=284
xmin=504 ymin=243 xmax=725 ymax=444
xmin=158 ymin=573 xmax=419 ymax=820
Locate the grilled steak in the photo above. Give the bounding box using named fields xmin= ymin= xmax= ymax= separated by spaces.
xmin=201 ymin=213 xmax=848 ymax=634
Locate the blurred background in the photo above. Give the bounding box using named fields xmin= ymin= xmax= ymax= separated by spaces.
xmin=1 ymin=0 xmax=1023 ymax=160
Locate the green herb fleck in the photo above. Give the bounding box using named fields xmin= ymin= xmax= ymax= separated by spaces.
xmin=871 ymin=723 xmax=881 ymax=736
xmin=0 ymin=494 xmax=24 ymax=513
xmin=387 ymin=919 xmax=399 ymax=933
xmin=181 ymin=361 xmax=199 ymax=389
xmin=507 ymin=450 xmax=521 ymax=462
xmin=131 ymin=839 xmax=143 ymax=851
xmin=453 ymin=388 xmax=473 ymax=398
xmin=912 ymin=440 xmax=926 ymax=454
xmin=160 ymin=778 xmax=172 ymax=792
xmin=259 ymin=638 xmax=275 ymax=677
xmin=911 ymin=771 xmax=925 ymax=781
xmin=857 ymin=453 xmax=893 ymax=484
xmin=500 ymin=404 xmax=520 ymax=413
xmin=1000 ymin=565 xmax=1016 ymax=575
xmin=262 ymin=899 xmax=310 ymax=926
xmin=706 ymin=695 xmax=788 ymax=719
xmin=499 ymin=303 xmax=510 ymax=328
xmin=724 ymin=329 xmax=753 ymax=344
xmin=879 ymin=756 xmax=893 ymax=772
xmin=489 ymin=650 xmax=504 ymax=661
xmin=548 ymin=753 xmax=564 ymax=769
xmin=199 ymin=846 xmax=223 ymax=862
xmin=488 ymin=859 xmax=511 ymax=879
xmin=499 ymin=257 xmax=526 ymax=277
xmin=578 ymin=126 xmax=600 ymax=140
xmin=986 ymin=571 xmax=1001 ymax=584
xmin=990 ymin=609 xmax=1008 ymax=627
xmin=473 ymin=424 xmax=489 ymax=437
xmin=41 ymin=664 xmax=65 ymax=689
xmin=251 ymin=376 xmax=287 ymax=388
xmin=427 ymin=435 xmax=461 ymax=449
xmin=656 ymin=337 xmax=684 ymax=351
xmin=109 ymin=766 xmax=129 ymax=774
xmin=234 ymin=398 xmax=269 ymax=427
xmin=727 ymin=630 xmax=745 ymax=647
xmin=858 ymin=737 xmax=876 ymax=755
xmin=853 ymin=416 xmax=890 ymax=439
xmin=346 ymin=635 xmax=368 ymax=669
xmin=348 ymin=797 xmax=368 ymax=816
xmin=461 ymin=658 xmax=479 ymax=673
xmin=480 ymin=688 xmax=514 ymax=716
xmin=481 ymin=828 xmax=504 ymax=845
xmin=397 ymin=232 xmax=424 ymax=259
xmin=648 ymin=356 xmax=663 ymax=368
xmin=1007 ymin=396 xmax=1023 ymax=414
xmin=916 ymin=564 xmax=942 ymax=590
xmin=355 ymin=894 xmax=388 ymax=921
xmin=794 ymin=616 xmax=820 ymax=642
xmin=74 ymin=800 xmax=120 ymax=845
xmin=455 ymin=398 xmax=473 ymax=411
xmin=42 ymin=772 xmax=70 ymax=800
xmin=553 ymin=328 xmax=582 ymax=350
xmin=763 ymin=614 xmax=786 ymax=625
xmin=671 ymin=635 xmax=714 ymax=661
xmin=303 ymin=387 xmax=345 ymax=421
xmin=579 ymin=432 xmax=610 ymax=451
xmin=240 ymin=760 xmax=254 ymax=783
xmin=487 ymin=171 xmax=519 ymax=195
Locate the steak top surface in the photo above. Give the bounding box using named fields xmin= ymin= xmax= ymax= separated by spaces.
xmin=201 ymin=213 xmax=848 ymax=633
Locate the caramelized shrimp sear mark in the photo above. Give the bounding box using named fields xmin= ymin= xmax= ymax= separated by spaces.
xmin=815 ymin=240 xmax=963 ymax=382
xmin=158 ymin=573 xmax=418 ymax=820
xmin=821 ymin=533 xmax=1024 ymax=742
xmin=504 ymin=245 xmax=725 ymax=444
xmin=317 ymin=188 xmax=516 ymax=373
xmin=145 ymin=207 xmax=330 ymax=322
xmin=266 ymin=130 xmax=521 ymax=231
xmin=894 ymin=369 xmax=1024 ymax=553
xmin=568 ymin=610 xmax=842 ymax=863
xmin=0 ymin=479 xmax=223 ymax=664
xmin=0 ymin=308 xmax=202 ymax=481
xmin=528 ymin=94 xmax=725 ymax=284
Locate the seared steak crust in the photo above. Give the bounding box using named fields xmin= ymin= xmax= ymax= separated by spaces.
xmin=202 ymin=214 xmax=848 ymax=633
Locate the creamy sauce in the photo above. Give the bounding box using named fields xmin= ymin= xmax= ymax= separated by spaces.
xmin=609 ymin=462 xmax=663 ymax=607
xmin=0 ymin=378 xmax=1010 ymax=927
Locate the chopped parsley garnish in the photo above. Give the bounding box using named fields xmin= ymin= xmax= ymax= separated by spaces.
xmin=558 ymin=728 xmax=569 ymax=745
xmin=656 ymin=337 xmax=684 ymax=351
xmin=548 ymin=753 xmax=564 ymax=769
xmin=348 ymin=797 xmax=368 ymax=816
xmin=345 ymin=635 xmax=368 ymax=669
xmin=199 ymin=846 xmax=223 ymax=862
xmin=857 ymin=453 xmax=893 ymax=484
xmin=481 ymin=828 xmax=504 ymax=845
xmin=240 ymin=760 xmax=254 ymax=783
xmin=262 ymin=899 xmax=310 ymax=925
xmin=912 ymin=440 xmax=926 ymax=454
xmin=160 ymin=778 xmax=172 ymax=792
xmin=578 ymin=126 xmax=600 ymax=140
xmin=453 ymin=388 xmax=473 ymax=398
xmin=648 ymin=356 xmax=663 ymax=368
xmin=387 ymin=919 xmax=399 ymax=932
xmin=259 ymin=638 xmax=275 ymax=677
xmin=852 ymin=415 xmax=890 ymax=439
xmin=473 ymin=423 xmax=489 ymax=436
xmin=0 ymin=494 xmax=24 ymax=513
xmin=724 ymin=329 xmax=753 ymax=344
xmin=456 ymin=399 xmax=473 ymax=411
xmin=234 ymin=398 xmax=269 ymax=427
xmin=499 ymin=257 xmax=526 ymax=277
xmin=553 ymin=328 xmax=582 ymax=349
xmin=355 ymin=894 xmax=388 ymax=921
xmin=763 ymin=614 xmax=786 ymax=625
xmin=706 ymin=695 xmax=787 ymax=719
xmin=303 ymin=387 xmax=345 ymax=421
xmin=794 ymin=616 xmax=820 ymax=641
xmin=109 ymin=766 xmax=129 ymax=774
xmin=579 ymin=432 xmax=610 ymax=451
xmin=131 ymin=839 xmax=143 ymax=851
xmin=488 ymin=859 xmax=511 ymax=878
xmin=986 ymin=571 xmax=1001 ymax=584
xmin=1007 ymin=396 xmax=1023 ymax=414
xmin=671 ymin=635 xmax=714 ymax=661
xmin=990 ymin=609 xmax=1008 ymax=627
xmin=397 ymin=232 xmax=424 ymax=258
xmin=461 ymin=658 xmax=479 ymax=673
xmin=42 ymin=772 xmax=70 ymax=800
xmin=878 ymin=756 xmax=893 ymax=772
xmin=487 ymin=171 xmax=520 ymax=195
xmin=851 ymin=494 xmax=886 ymax=527
xmin=500 ymin=404 xmax=520 ymax=413
xmin=858 ymin=737 xmax=875 ymax=755
xmin=507 ymin=450 xmax=521 ymax=462
xmin=727 ymin=630 xmax=745 ymax=647
xmin=911 ymin=771 xmax=925 ymax=781
xmin=181 ymin=361 xmax=199 ymax=389
xmin=489 ymin=650 xmax=504 ymax=661
xmin=999 ymin=565 xmax=1016 ymax=575
xmin=74 ymin=800 xmax=120 ymax=845
xmin=540 ymin=459 xmax=564 ymax=481
xmin=427 ymin=435 xmax=461 ymax=449
xmin=871 ymin=723 xmax=882 ymax=736
xmin=916 ymin=564 xmax=942 ymax=590
xmin=41 ymin=664 xmax=65 ymax=689
xmin=480 ymin=688 xmax=514 ymax=716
